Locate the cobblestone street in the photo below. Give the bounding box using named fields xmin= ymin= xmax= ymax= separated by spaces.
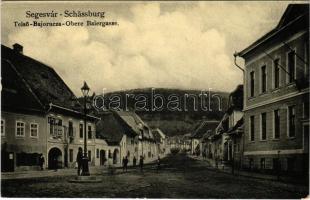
xmin=1 ymin=154 xmax=308 ymax=198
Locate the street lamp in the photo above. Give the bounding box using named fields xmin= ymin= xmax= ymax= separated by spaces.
xmin=81 ymin=81 xmax=90 ymax=176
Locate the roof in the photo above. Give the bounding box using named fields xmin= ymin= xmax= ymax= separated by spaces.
xmin=191 ymin=121 xmax=219 ymax=139
xmin=116 ymin=111 xmax=154 ymax=141
xmin=96 ymin=111 xmax=138 ymax=145
xmin=215 ymin=113 xmax=229 ymax=135
xmin=237 ymin=4 xmax=309 ymax=58
xmin=96 ymin=110 xmax=155 ymax=145
xmin=151 ymin=128 xmax=166 ymax=142
xmin=227 ymin=117 xmax=244 ymax=135
xmin=1 ymin=44 xmax=97 ymax=119
xmin=227 ymin=85 xmax=243 ymax=114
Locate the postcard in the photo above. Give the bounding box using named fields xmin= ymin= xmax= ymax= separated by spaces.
xmin=1 ymin=1 xmax=309 ymax=198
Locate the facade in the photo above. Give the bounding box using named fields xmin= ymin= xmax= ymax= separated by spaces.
xmin=209 ymin=85 xmax=244 ymax=164
xmin=191 ymin=121 xmax=219 ymax=156
xmin=151 ymin=128 xmax=169 ymax=156
xmin=96 ymin=110 xmax=158 ymax=165
xmin=1 ymin=44 xmax=99 ymax=171
xmin=236 ymin=4 xmax=309 ymax=175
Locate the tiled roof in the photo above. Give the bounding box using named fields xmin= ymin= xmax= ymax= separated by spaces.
xmin=1 ymin=44 xmax=82 ymax=113
xmin=237 ymin=4 xmax=309 ymax=57
xmin=227 ymin=117 xmax=244 ymax=135
xmin=116 ymin=111 xmax=154 ymax=141
xmin=191 ymin=121 xmax=219 ymax=139
xmin=151 ymin=128 xmax=166 ymax=142
xmin=2 ymin=58 xmax=45 ymax=113
xmin=227 ymin=85 xmax=243 ymax=114
xmin=96 ymin=111 xmax=137 ymax=145
xmin=96 ymin=110 xmax=154 ymax=145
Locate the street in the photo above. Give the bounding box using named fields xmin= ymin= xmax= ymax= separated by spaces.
xmin=1 ymin=153 xmax=308 ymax=198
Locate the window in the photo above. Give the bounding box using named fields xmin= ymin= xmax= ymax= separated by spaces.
xmin=274 ymin=110 xmax=280 ymax=139
xmin=68 ymin=121 xmax=73 ymax=137
xmin=88 ymin=150 xmax=91 ymax=161
xmin=79 ymin=123 xmax=83 ymax=138
xmin=96 ymin=149 xmax=99 ymax=158
xmin=87 ymin=125 xmax=92 ymax=140
xmin=287 ymin=50 xmax=296 ymax=83
xmin=288 ymin=106 xmax=296 ymax=137
xmin=261 ymin=65 xmax=267 ymax=93
xmin=1 ymin=119 xmax=5 ymax=136
xmin=261 ymin=113 xmax=267 ymax=140
xmin=16 ymin=121 xmax=25 ymax=137
xmin=274 ymin=59 xmax=280 ymax=88
xmin=48 ymin=117 xmax=63 ymax=136
xmin=250 ymin=116 xmax=255 ymax=141
xmin=69 ymin=149 xmax=73 ymax=162
xmin=260 ymin=158 xmax=265 ymax=169
xmin=234 ymin=143 xmax=240 ymax=153
xmin=48 ymin=117 xmax=56 ymax=135
xmin=30 ymin=123 xmax=39 ymax=138
xmin=250 ymin=71 xmax=255 ymax=97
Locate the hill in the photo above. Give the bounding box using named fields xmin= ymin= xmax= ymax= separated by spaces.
xmin=92 ymin=88 xmax=229 ymax=136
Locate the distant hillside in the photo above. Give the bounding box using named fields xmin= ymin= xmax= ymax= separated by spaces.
xmin=92 ymin=88 xmax=229 ymax=136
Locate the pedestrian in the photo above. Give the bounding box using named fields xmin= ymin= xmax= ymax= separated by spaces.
xmin=76 ymin=147 xmax=83 ymax=176
xmin=156 ymin=156 xmax=161 ymax=172
xmin=133 ymin=156 xmax=137 ymax=167
xmin=39 ymin=154 xmax=45 ymax=170
xmin=122 ymin=157 xmax=125 ymax=172
xmin=53 ymin=157 xmax=58 ymax=172
xmin=139 ymin=155 xmax=144 ymax=172
xmin=123 ymin=156 xmax=129 ymax=172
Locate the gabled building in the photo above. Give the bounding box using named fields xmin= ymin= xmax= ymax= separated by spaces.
xmin=96 ymin=110 xmax=158 ymax=165
xmin=151 ymin=128 xmax=168 ymax=155
xmin=209 ymin=85 xmax=243 ymax=164
xmin=191 ymin=120 xmax=219 ymax=156
xmin=236 ymin=4 xmax=309 ymax=175
xmin=1 ymin=44 xmax=99 ymax=171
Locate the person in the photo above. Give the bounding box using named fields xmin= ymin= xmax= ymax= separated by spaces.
xmin=39 ymin=154 xmax=45 ymax=170
xmin=139 ymin=155 xmax=144 ymax=172
xmin=133 ymin=156 xmax=137 ymax=167
xmin=53 ymin=156 xmax=58 ymax=172
xmin=122 ymin=157 xmax=125 ymax=172
xmin=156 ymin=156 xmax=161 ymax=172
xmin=123 ymin=156 xmax=129 ymax=172
xmin=76 ymin=147 xmax=83 ymax=176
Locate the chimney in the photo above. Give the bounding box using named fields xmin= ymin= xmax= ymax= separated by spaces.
xmin=13 ymin=43 xmax=23 ymax=54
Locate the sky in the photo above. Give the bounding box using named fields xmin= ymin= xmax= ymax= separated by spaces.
xmin=1 ymin=1 xmax=298 ymax=95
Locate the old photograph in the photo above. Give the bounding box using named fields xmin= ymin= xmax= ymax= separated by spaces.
xmin=1 ymin=1 xmax=309 ymax=198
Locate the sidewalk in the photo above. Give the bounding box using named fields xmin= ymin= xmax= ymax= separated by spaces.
xmin=189 ymin=155 xmax=309 ymax=185
xmin=1 ymin=156 xmax=163 ymax=180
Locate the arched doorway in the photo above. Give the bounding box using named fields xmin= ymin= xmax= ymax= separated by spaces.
xmin=113 ymin=149 xmax=119 ymax=164
xmin=48 ymin=147 xmax=62 ymax=169
xmin=100 ymin=150 xmax=106 ymax=166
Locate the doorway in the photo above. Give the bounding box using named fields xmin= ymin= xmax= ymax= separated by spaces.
xmin=48 ymin=147 xmax=62 ymax=169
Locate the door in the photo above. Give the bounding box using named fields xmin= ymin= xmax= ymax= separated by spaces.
xmin=1 ymin=151 xmax=14 ymax=172
xmin=100 ymin=150 xmax=106 ymax=166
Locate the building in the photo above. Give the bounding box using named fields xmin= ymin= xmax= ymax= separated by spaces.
xmin=1 ymin=44 xmax=99 ymax=171
xmin=207 ymin=85 xmax=244 ymax=166
xmin=191 ymin=121 xmax=219 ymax=156
xmin=151 ymin=128 xmax=169 ymax=156
xmin=211 ymin=114 xmax=229 ymax=161
xmin=96 ymin=110 xmax=158 ymax=165
xmin=236 ymin=4 xmax=309 ymax=175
